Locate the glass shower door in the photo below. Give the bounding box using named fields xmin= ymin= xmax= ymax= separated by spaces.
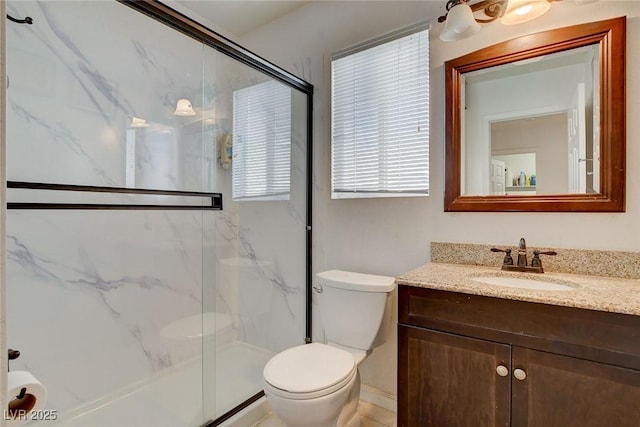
xmin=5 ymin=1 xmax=311 ymax=425
xmin=203 ymin=34 xmax=309 ymax=421
xmin=5 ymin=1 xmax=215 ymax=425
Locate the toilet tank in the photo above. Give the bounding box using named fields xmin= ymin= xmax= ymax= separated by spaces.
xmin=315 ymin=270 xmax=396 ymax=351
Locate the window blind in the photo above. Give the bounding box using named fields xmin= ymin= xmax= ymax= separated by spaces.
xmin=232 ymin=80 xmax=291 ymax=200
xmin=331 ymin=25 xmax=429 ymax=198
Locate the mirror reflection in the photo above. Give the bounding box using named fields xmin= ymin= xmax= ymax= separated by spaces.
xmin=461 ymin=44 xmax=600 ymax=197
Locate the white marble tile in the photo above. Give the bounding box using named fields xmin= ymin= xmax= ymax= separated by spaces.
xmin=6 ymin=1 xmax=214 ymax=190
xmin=6 ymin=211 xmax=215 ymax=411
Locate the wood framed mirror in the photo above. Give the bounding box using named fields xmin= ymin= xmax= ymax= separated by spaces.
xmin=444 ymin=17 xmax=625 ymax=212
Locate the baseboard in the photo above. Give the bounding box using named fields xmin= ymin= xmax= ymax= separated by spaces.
xmin=359 ymin=384 xmax=397 ymax=413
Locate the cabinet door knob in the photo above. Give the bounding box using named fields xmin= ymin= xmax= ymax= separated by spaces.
xmin=513 ymin=368 xmax=527 ymax=381
xmin=496 ymin=365 xmax=509 ymax=377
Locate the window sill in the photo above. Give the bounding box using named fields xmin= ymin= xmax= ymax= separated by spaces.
xmin=331 ymin=192 xmax=429 ymax=200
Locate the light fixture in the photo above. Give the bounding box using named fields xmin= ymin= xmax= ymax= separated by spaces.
xmin=440 ymin=1 xmax=481 ymax=42
xmin=174 ymin=98 xmax=196 ymax=116
xmin=130 ymin=116 xmax=150 ymax=128
xmin=501 ymin=0 xmax=551 ymax=25
xmin=438 ymin=0 xmax=554 ymax=41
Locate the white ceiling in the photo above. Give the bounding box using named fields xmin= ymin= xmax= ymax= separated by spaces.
xmin=175 ymin=0 xmax=312 ymax=36
xmin=174 ymin=0 xmax=599 ymax=39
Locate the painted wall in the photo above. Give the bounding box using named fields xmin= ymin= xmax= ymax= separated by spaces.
xmin=240 ymin=0 xmax=640 ymax=400
xmin=492 ymin=114 xmax=568 ymax=194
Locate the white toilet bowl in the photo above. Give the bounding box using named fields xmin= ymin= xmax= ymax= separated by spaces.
xmin=263 ymin=343 xmax=361 ymax=427
xmin=263 ymin=270 xmax=396 ymax=427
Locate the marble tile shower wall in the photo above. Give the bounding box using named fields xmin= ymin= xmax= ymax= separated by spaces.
xmin=7 ymin=211 xmax=216 ymax=411
xmin=5 ymin=0 xmax=307 ymax=416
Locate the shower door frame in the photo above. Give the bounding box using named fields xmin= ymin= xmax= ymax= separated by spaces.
xmin=117 ymin=1 xmax=314 ymax=425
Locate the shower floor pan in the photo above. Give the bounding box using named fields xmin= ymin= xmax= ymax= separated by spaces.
xmin=44 ymin=341 xmax=273 ymax=427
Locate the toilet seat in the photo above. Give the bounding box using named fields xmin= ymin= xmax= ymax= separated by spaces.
xmin=264 ymin=343 xmax=357 ymax=400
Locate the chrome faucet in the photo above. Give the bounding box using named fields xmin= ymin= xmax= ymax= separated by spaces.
xmin=491 ymin=237 xmax=557 ymax=273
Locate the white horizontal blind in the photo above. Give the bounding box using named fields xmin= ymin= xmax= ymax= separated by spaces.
xmin=331 ymin=26 xmax=429 ymax=198
xmin=232 ymin=80 xmax=291 ymax=200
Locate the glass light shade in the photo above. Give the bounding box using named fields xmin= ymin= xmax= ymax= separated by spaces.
xmin=130 ymin=116 xmax=150 ymax=128
xmin=174 ymin=98 xmax=196 ymax=116
xmin=501 ymin=0 xmax=551 ymax=25
xmin=440 ymin=2 xmax=481 ymax=42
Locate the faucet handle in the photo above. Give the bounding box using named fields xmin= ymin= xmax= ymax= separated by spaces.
xmin=534 ymin=250 xmax=557 ymax=256
xmin=491 ymin=247 xmax=513 ymax=265
xmin=531 ymin=250 xmax=557 ymax=268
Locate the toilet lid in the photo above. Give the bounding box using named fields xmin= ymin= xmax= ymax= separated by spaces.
xmin=263 ymin=343 xmax=356 ymax=394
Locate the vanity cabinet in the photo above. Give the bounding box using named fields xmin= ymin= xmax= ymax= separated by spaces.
xmin=398 ymin=285 xmax=640 ymax=427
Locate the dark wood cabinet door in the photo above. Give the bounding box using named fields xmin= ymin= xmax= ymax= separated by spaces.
xmin=398 ymin=325 xmax=511 ymax=427
xmin=512 ymin=347 xmax=640 ymax=427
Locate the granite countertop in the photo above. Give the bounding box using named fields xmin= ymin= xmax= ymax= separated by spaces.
xmin=396 ymin=262 xmax=640 ymax=316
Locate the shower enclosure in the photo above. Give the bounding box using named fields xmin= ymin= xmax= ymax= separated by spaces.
xmin=3 ymin=1 xmax=312 ymax=425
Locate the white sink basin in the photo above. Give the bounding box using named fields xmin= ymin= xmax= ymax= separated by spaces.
xmin=471 ymin=276 xmax=575 ymax=291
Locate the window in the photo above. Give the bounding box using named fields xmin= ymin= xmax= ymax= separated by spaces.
xmin=232 ymin=80 xmax=291 ymax=200
xmin=331 ymin=23 xmax=429 ymax=198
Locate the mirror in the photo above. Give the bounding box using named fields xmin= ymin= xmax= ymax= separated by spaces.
xmin=444 ymin=17 xmax=625 ymax=212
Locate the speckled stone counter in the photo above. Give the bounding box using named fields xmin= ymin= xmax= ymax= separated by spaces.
xmin=396 ymin=262 xmax=640 ymax=316
xmin=431 ymin=241 xmax=640 ymax=279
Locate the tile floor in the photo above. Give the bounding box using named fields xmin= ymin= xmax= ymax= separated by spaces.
xmin=253 ymin=401 xmax=396 ymax=427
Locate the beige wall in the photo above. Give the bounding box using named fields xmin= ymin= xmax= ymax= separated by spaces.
xmin=492 ymin=114 xmax=568 ymax=194
xmin=429 ymin=2 xmax=640 ymax=249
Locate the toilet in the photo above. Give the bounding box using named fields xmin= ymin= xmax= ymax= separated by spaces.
xmin=263 ymin=270 xmax=396 ymax=427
